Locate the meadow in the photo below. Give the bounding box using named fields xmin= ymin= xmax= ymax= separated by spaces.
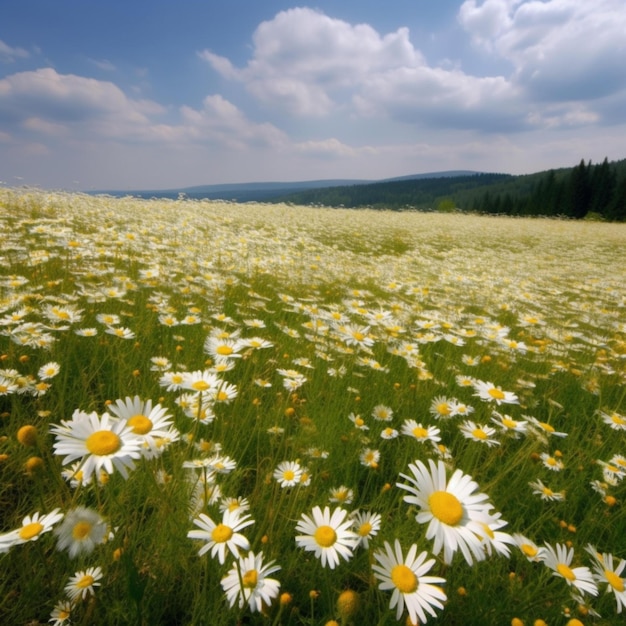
xmin=0 ymin=188 xmax=625 ymax=626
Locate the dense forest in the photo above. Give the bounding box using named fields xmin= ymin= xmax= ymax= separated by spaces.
xmin=274 ymin=158 xmax=626 ymax=221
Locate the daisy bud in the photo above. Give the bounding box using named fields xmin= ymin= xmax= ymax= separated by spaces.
xmin=17 ymin=425 xmax=38 ymax=447
xmin=336 ymin=589 xmax=359 ymax=619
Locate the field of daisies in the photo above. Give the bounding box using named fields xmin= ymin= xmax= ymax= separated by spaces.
xmin=1 ymin=188 xmax=625 ymax=626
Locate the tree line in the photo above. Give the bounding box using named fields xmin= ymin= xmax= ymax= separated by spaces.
xmin=275 ymin=158 xmax=626 ymax=221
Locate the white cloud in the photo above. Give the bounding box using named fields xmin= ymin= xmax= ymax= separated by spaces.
xmin=0 ymin=39 xmax=29 ymax=63
xmin=459 ymin=0 xmax=626 ymax=104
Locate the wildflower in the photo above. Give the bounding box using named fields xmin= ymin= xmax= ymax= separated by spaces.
xmin=188 ymin=509 xmax=254 ymax=564
xmin=598 ymin=410 xmax=626 ymax=431
xmin=64 ymin=566 xmax=103 ymax=601
xmin=472 ymin=380 xmax=519 ymax=405
xmin=38 ymin=361 xmax=60 ymax=380
xmin=1 ymin=509 xmax=64 ymax=550
xmin=359 ymin=447 xmax=380 ymax=468
xmin=351 ymin=510 xmax=381 ymax=549
xmin=105 ymin=326 xmax=135 ymax=339
xmin=273 ymin=461 xmax=303 ymax=488
xmin=526 ymin=416 xmax=568 ymax=439
xmin=372 ymin=404 xmax=393 ymax=422
xmin=16 ymin=425 xmax=38 ymax=447
xmin=348 ymin=412 xmax=369 ymax=430
xmin=54 ymin=506 xmax=107 ymax=558
xmin=49 ymin=599 xmax=73 ymax=626
xmin=107 ymin=396 xmax=177 ymax=455
xmin=459 ymin=420 xmax=500 ymax=446
xmin=329 ymin=486 xmax=354 ymax=505
xmin=372 ymin=539 xmax=447 ymax=624
xmin=491 ymin=412 xmax=528 ymax=437
xmin=541 ymin=543 xmax=598 ymax=596
xmin=336 ymin=589 xmax=360 ymax=620
xmin=51 ymin=410 xmax=142 ymax=481
xmin=401 ymin=420 xmax=441 ymax=444
xmin=529 ymin=479 xmax=566 ymax=501
xmin=512 ymin=533 xmax=544 ymax=562
xmin=220 ymin=497 xmax=251 ymax=515
xmin=295 ymin=505 xmax=358 ymax=569
xmin=221 ymin=550 xmax=281 ymax=612
xmin=540 ymin=453 xmax=564 ymax=472
xmin=429 ymin=396 xmax=455 ymax=419
xmin=585 ymin=544 xmax=626 ymax=612
xmin=380 ymin=426 xmax=399 ymax=439
xmin=397 ymin=459 xmax=493 ymax=565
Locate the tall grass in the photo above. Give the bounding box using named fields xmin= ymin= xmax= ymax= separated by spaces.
xmin=0 ymin=188 xmax=625 ymax=625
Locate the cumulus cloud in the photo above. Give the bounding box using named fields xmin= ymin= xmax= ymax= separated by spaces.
xmin=459 ymin=0 xmax=626 ymax=104
xmin=0 ymin=68 xmax=163 ymax=136
xmin=0 ymin=39 xmax=29 ymax=63
xmin=197 ymin=3 xmax=626 ymax=132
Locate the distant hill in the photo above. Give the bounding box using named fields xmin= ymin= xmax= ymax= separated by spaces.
xmin=89 ymin=170 xmax=482 ymax=202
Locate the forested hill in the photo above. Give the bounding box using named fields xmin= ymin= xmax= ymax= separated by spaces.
xmin=273 ymin=158 xmax=626 ymax=221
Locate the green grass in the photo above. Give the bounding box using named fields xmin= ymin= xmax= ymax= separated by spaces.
xmin=1 ymin=188 xmax=625 ymax=625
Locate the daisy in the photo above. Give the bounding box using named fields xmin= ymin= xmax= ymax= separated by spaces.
xmin=472 ymin=380 xmax=519 ymax=405
xmin=295 ymin=505 xmax=358 ymax=569
xmin=372 ymin=404 xmax=393 ymax=422
xmin=182 ymin=369 xmax=220 ymax=394
xmin=50 ymin=410 xmax=142 ymax=481
xmin=64 ymin=566 xmax=103 ymax=601
xmin=585 ymin=544 xmax=626 ymax=613
xmin=380 ymin=426 xmax=399 ymax=440
xmin=2 ymin=509 xmax=64 ymax=549
xmin=476 ymin=512 xmax=514 ymax=558
xmin=54 ymin=506 xmax=107 ymax=558
xmin=540 ymin=452 xmax=564 ymax=471
xmin=541 ymin=543 xmax=598 ymax=596
xmin=38 ymin=361 xmax=60 ymax=380
xmin=188 ymin=509 xmax=254 ymax=564
xmin=598 ymin=410 xmax=626 ymax=431
xmin=401 ymin=420 xmax=441 ymax=444
xmin=348 ymin=412 xmax=369 ymax=430
xmin=429 ymin=396 xmax=455 ymax=419
xmin=221 ymin=550 xmax=281 ymax=613
xmin=107 ymin=395 xmax=177 ymax=455
xmin=351 ymin=510 xmax=381 ymax=549
xmin=396 ymin=459 xmax=493 ymax=565
xmin=329 ymin=486 xmax=354 ymax=506
xmin=529 ymin=479 xmax=566 ymax=501
xmin=512 ymin=533 xmax=544 ymax=562
xmin=204 ymin=336 xmax=244 ymax=360
xmin=220 ymin=497 xmax=251 ymax=515
xmin=491 ymin=412 xmax=528 ymax=438
xmin=49 ymin=599 xmax=73 ymax=626
xmin=526 ymin=416 xmax=568 ymax=439
xmin=372 ymin=539 xmax=447 ymax=624
xmin=459 ymin=420 xmax=500 ymax=446
xmin=158 ymin=370 xmax=187 ymax=391
xmin=273 ymin=461 xmax=303 ymax=488
xmin=359 ymin=447 xmax=380 ymax=468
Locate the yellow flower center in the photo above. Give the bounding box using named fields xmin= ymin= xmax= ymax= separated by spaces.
xmin=128 ymin=414 xmax=153 ymax=435
xmin=355 ymin=417 xmax=364 ymax=427
xmin=521 ymin=544 xmax=538 ymax=558
xmin=436 ymin=403 xmax=451 ymax=416
xmin=546 ymin=457 xmax=557 ymax=466
xmin=72 ymin=521 xmax=93 ymax=540
xmin=358 ymin=522 xmax=372 ymax=537
xmin=539 ymin=422 xmax=554 ymax=432
xmin=211 ymin=524 xmax=233 ymax=543
xmin=429 ymin=491 xmax=464 ymax=526
xmin=413 ymin=427 xmax=429 ymax=439
xmin=556 ymin=563 xmax=577 ymax=581
xmin=216 ymin=345 xmax=233 ymax=356
xmin=314 ymin=525 xmax=337 ymax=547
xmin=283 ymin=470 xmax=295 ymax=481
xmin=58 ymin=610 xmax=70 ymax=619
xmin=242 ymin=569 xmax=258 ymax=589
xmin=390 ymin=564 xmax=418 ymax=593
xmin=19 ymin=522 xmax=44 ymax=540
xmin=604 ymin=569 xmax=625 ymax=592
xmin=611 ymin=414 xmax=626 ymax=425
xmin=192 ymin=380 xmax=210 ymax=391
xmin=352 ymin=331 xmax=365 ymax=341
xmin=86 ymin=430 xmax=121 ymax=456
xmin=488 ymin=388 xmax=505 ymax=400
xmin=76 ymin=574 xmax=95 ymax=589
xmin=502 ymin=417 xmax=517 ymax=428
xmin=471 ymin=428 xmax=488 ymax=440
xmin=542 ymin=487 xmax=554 ymax=497
xmin=216 ymin=391 xmax=229 ymax=402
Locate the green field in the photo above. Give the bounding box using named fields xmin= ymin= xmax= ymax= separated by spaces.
xmin=1 ymin=188 xmax=625 ymax=625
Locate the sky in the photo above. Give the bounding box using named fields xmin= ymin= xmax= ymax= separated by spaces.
xmin=1 ymin=0 xmax=625 ymax=191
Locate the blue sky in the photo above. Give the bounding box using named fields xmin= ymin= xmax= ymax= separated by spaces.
xmin=1 ymin=0 xmax=625 ymax=190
